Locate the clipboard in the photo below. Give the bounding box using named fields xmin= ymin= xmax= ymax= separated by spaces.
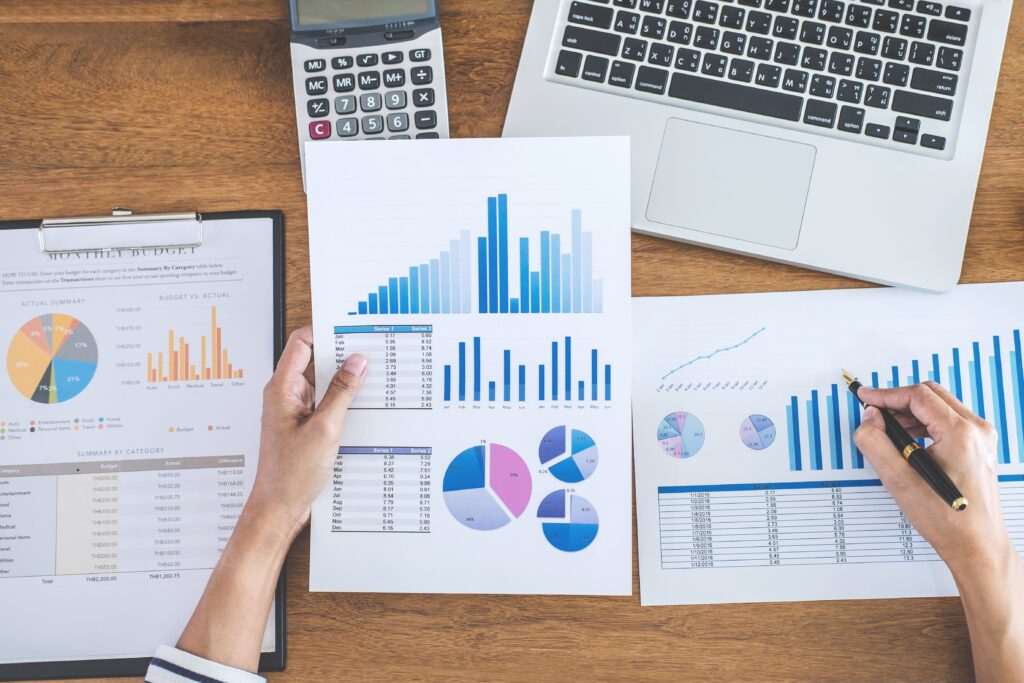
xmin=0 ymin=209 xmax=286 ymax=681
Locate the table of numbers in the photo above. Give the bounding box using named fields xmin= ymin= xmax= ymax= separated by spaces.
xmin=334 ymin=325 xmax=433 ymax=409
xmin=330 ymin=447 xmax=432 ymax=534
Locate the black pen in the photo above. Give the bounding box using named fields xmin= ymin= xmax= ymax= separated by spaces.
xmin=842 ymin=370 xmax=968 ymax=512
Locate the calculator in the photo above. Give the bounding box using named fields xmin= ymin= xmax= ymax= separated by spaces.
xmin=288 ymin=0 xmax=450 ymax=185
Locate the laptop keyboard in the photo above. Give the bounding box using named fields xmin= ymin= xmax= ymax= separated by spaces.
xmin=547 ymin=0 xmax=975 ymax=156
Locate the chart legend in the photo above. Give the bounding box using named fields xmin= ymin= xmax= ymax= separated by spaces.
xmin=7 ymin=314 xmax=98 ymax=404
xmin=146 ymin=306 xmax=244 ymax=383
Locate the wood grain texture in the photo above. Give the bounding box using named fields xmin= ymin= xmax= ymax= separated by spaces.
xmin=0 ymin=0 xmax=1020 ymax=680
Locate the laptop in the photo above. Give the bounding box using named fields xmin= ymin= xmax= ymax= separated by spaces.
xmin=503 ymin=0 xmax=1012 ymax=291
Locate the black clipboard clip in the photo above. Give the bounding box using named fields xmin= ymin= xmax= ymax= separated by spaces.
xmin=38 ymin=208 xmax=204 ymax=254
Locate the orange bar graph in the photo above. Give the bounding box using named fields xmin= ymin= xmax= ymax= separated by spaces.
xmin=146 ymin=306 xmax=245 ymax=383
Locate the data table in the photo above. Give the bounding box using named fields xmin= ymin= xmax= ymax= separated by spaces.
xmin=334 ymin=325 xmax=433 ymax=410
xmin=658 ymin=476 xmax=1024 ymax=570
xmin=329 ymin=447 xmax=432 ymax=534
xmin=0 ymin=455 xmax=247 ymax=579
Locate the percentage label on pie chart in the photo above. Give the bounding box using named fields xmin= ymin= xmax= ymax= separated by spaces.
xmin=537 ymin=489 xmax=599 ymax=552
xmin=739 ymin=414 xmax=777 ymax=450
xmin=442 ymin=443 xmax=532 ymax=531
xmin=7 ymin=314 xmax=98 ymax=404
xmin=657 ymin=411 xmax=706 ymax=459
xmin=538 ymin=426 xmax=599 ymax=483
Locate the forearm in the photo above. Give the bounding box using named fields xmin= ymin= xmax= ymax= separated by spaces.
xmin=953 ymin=545 xmax=1024 ymax=683
xmin=176 ymin=501 xmax=298 ymax=672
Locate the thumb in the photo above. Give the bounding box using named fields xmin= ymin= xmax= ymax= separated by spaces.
xmin=315 ymin=354 xmax=368 ymax=428
xmin=854 ymin=406 xmax=905 ymax=485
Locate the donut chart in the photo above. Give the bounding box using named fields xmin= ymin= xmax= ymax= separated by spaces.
xmin=537 ymin=489 xmax=599 ymax=552
xmin=7 ymin=314 xmax=98 ymax=404
xmin=538 ymin=425 xmax=599 ymax=483
xmin=657 ymin=411 xmax=706 ymax=459
xmin=739 ymin=414 xmax=777 ymax=450
xmin=442 ymin=443 xmax=532 ymax=531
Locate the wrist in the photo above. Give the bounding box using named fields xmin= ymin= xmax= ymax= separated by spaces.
xmin=948 ymin=535 xmax=1019 ymax=587
xmin=240 ymin=494 xmax=308 ymax=546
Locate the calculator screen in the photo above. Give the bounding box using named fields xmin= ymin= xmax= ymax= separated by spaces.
xmin=295 ymin=0 xmax=430 ymax=26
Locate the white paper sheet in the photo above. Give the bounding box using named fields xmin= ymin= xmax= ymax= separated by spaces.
xmin=633 ymin=283 xmax=1024 ymax=605
xmin=0 ymin=218 xmax=276 ymax=662
xmin=306 ymin=137 xmax=633 ymax=595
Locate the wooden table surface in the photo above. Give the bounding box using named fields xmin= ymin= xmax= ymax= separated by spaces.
xmin=2 ymin=1 xmax=1021 ymax=681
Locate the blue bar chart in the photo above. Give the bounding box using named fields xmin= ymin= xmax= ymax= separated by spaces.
xmin=348 ymin=194 xmax=604 ymax=316
xmin=786 ymin=329 xmax=1024 ymax=471
xmin=442 ymin=335 xmax=612 ymax=404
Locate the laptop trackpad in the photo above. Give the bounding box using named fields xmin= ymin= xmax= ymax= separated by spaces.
xmin=646 ymin=119 xmax=816 ymax=250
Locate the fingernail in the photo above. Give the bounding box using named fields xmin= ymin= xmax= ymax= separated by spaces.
xmin=342 ymin=354 xmax=368 ymax=377
xmin=863 ymin=406 xmax=876 ymax=418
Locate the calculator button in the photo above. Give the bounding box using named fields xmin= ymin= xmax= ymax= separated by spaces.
xmin=358 ymin=71 xmax=381 ymax=89
xmin=414 ymin=110 xmax=438 ymax=130
xmin=385 ymin=91 xmax=408 ymax=109
xmin=335 ymin=95 xmax=357 ymax=114
xmin=410 ymin=49 xmax=432 ymax=61
xmin=411 ymin=66 xmax=434 ymax=85
xmin=383 ymin=51 xmax=404 ymax=64
xmin=387 ymin=112 xmax=410 ymax=132
xmin=336 ymin=117 xmax=359 ymax=137
xmin=360 ymin=93 xmax=382 ymax=112
xmin=332 ymin=56 xmax=354 ymax=70
xmin=306 ymin=76 xmax=328 ymax=95
xmin=307 ymin=98 xmax=329 ymax=117
xmin=416 ymin=132 xmax=440 ymax=139
xmin=413 ymin=88 xmax=435 ymax=107
xmin=363 ymin=115 xmax=385 ymax=134
xmin=309 ymin=120 xmax=331 ymax=139
xmin=357 ymin=54 xmax=379 ymax=67
xmin=384 ymin=69 xmax=406 ymax=87
xmin=305 ymin=58 xmax=326 ymax=72
xmin=390 ymin=135 xmax=412 ymax=140
xmin=333 ymin=74 xmax=356 ymax=92
xmin=386 ymin=30 xmax=415 ymax=40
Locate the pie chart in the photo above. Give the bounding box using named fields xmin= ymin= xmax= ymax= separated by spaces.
xmin=740 ymin=414 xmax=777 ymax=450
xmin=538 ymin=425 xmax=598 ymax=483
xmin=657 ymin=411 xmax=705 ymax=459
xmin=7 ymin=314 xmax=98 ymax=404
xmin=537 ymin=489 xmax=599 ymax=552
xmin=443 ymin=443 xmax=532 ymax=531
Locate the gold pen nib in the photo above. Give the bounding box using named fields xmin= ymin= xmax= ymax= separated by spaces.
xmin=841 ymin=369 xmax=857 ymax=387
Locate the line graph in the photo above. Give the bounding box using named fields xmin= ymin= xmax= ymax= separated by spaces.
xmin=661 ymin=327 xmax=767 ymax=381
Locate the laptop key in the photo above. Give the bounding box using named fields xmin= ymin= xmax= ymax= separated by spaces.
xmin=911 ymin=66 xmax=957 ymax=95
xmin=838 ymin=105 xmax=865 ymax=132
xmin=804 ymin=98 xmax=838 ymax=127
xmin=917 ymin=0 xmax=942 ymax=14
xmin=609 ymin=60 xmax=637 ymax=85
xmin=702 ymin=53 xmax=729 ymax=76
xmin=944 ymin=5 xmax=970 ymax=20
xmin=583 ymin=55 xmax=611 ymax=81
xmin=556 ymin=50 xmax=584 ymax=77
xmin=668 ymin=20 xmax=694 ymax=43
xmin=818 ymin=0 xmax=844 ymax=23
xmin=774 ymin=41 xmax=801 ymax=65
xmin=936 ymin=46 xmax=962 ymax=70
xmin=748 ymin=36 xmax=774 ymax=59
xmin=563 ymin=25 xmax=623 ymax=55
xmin=755 ymin=63 xmax=782 ymax=86
xmin=921 ymin=133 xmax=946 ymax=149
xmin=909 ymin=41 xmax=935 ymax=65
xmin=623 ymin=37 xmax=650 ymax=59
xmin=569 ymin=1 xmax=616 ymax=29
xmin=865 ymin=122 xmax=891 ymax=138
xmin=782 ymin=68 xmax=809 ymax=92
xmin=883 ymin=62 xmax=910 ymax=86
xmin=746 ymin=10 xmax=772 ymax=33
xmin=836 ymin=78 xmax=863 ymax=102
xmin=881 ymin=36 xmax=907 ymax=59
xmin=675 ymin=47 xmax=701 ymax=70
xmin=636 ymin=65 xmax=671 ymax=92
xmin=892 ymin=89 xmax=953 ymax=120
xmin=828 ymin=25 xmax=853 ymax=49
xmin=728 ymin=58 xmax=756 ymax=82
xmin=721 ymin=31 xmax=747 ymax=54
xmin=615 ymin=9 xmax=642 ymax=32
xmin=668 ymin=71 xmax=804 ymax=120
xmin=864 ymin=83 xmax=891 ymax=107
xmin=929 ymin=19 xmax=966 ymax=45
xmin=649 ymin=42 xmax=675 ymax=64
xmin=667 ymin=0 xmax=692 ymax=17
xmin=809 ymin=74 xmax=836 ymax=97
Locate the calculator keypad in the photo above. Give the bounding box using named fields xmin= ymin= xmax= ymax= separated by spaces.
xmin=301 ymin=47 xmax=444 ymax=141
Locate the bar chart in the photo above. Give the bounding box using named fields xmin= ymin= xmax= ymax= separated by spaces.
xmin=145 ymin=306 xmax=244 ymax=383
xmin=785 ymin=329 xmax=1024 ymax=471
xmin=441 ymin=335 xmax=613 ymax=404
xmin=347 ymin=194 xmax=604 ymax=316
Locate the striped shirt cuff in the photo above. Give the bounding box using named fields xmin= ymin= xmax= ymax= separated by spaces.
xmin=145 ymin=645 xmax=266 ymax=683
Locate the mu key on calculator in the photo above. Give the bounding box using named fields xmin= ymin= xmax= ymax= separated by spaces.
xmin=289 ymin=0 xmax=451 ymax=188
